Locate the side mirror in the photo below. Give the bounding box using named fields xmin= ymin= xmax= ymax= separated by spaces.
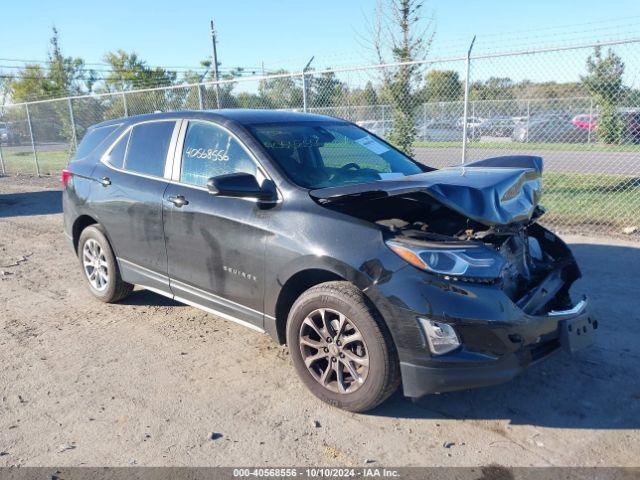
xmin=207 ymin=173 xmax=276 ymax=201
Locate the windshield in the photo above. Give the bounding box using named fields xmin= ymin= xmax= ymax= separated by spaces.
xmin=247 ymin=121 xmax=424 ymax=189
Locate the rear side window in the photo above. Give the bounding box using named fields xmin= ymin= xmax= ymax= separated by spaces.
xmin=104 ymin=131 xmax=130 ymax=169
xmin=124 ymin=121 xmax=175 ymax=177
xmin=74 ymin=125 xmax=119 ymax=159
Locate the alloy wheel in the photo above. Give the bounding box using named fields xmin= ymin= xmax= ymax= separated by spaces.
xmin=82 ymin=238 xmax=109 ymax=291
xmin=299 ymin=308 xmax=369 ymax=394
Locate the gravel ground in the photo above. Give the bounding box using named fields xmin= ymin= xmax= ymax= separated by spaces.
xmin=0 ymin=175 xmax=638 ymax=467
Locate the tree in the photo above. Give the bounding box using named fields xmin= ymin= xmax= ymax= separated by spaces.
xmin=367 ymin=0 xmax=435 ymax=155
xmin=102 ymin=50 xmax=177 ymax=92
xmin=581 ymin=46 xmax=625 ymax=143
xmin=10 ymin=27 xmax=92 ymax=102
xmin=470 ymin=77 xmax=515 ymax=101
xmin=0 ymin=75 xmax=12 ymax=106
xmin=258 ymin=70 xmax=303 ymax=109
xmin=349 ymin=81 xmax=379 ymax=106
xmin=422 ymin=70 xmax=462 ymax=102
xmin=310 ymin=71 xmax=346 ymax=108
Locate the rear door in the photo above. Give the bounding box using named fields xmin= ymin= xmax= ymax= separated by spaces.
xmin=90 ymin=119 xmax=180 ymax=293
xmin=162 ymin=119 xmax=272 ymax=330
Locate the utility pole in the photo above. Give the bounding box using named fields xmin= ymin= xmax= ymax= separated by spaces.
xmin=210 ymin=20 xmax=221 ymax=109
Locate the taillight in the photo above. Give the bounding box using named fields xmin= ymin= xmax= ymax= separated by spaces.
xmin=61 ymin=168 xmax=72 ymax=188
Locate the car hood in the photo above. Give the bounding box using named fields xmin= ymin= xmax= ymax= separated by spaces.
xmin=309 ymin=155 xmax=543 ymax=226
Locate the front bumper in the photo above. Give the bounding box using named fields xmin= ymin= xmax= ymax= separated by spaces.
xmin=399 ymin=297 xmax=596 ymax=397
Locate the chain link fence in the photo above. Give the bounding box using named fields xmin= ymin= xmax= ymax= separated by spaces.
xmin=1 ymin=38 xmax=639 ymax=237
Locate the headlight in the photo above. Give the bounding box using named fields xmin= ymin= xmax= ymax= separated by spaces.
xmin=386 ymin=240 xmax=505 ymax=280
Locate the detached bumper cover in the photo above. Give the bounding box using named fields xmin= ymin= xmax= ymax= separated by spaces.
xmin=400 ymin=297 xmax=596 ymax=398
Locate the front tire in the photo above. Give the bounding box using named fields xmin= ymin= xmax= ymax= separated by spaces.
xmin=77 ymin=225 xmax=133 ymax=303
xmin=286 ymin=281 xmax=400 ymax=412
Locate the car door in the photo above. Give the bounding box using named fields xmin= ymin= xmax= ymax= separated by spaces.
xmin=162 ymin=119 xmax=272 ymax=329
xmin=90 ymin=119 xmax=179 ymax=294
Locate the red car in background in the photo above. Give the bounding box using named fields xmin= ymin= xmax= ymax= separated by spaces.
xmin=572 ymin=114 xmax=597 ymax=130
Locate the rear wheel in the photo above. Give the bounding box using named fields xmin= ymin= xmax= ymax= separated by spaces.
xmin=77 ymin=225 xmax=133 ymax=303
xmin=286 ymin=281 xmax=400 ymax=412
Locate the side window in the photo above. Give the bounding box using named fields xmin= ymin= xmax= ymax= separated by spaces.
xmin=104 ymin=131 xmax=129 ymax=169
xmin=74 ymin=124 xmax=119 ymax=160
xmin=180 ymin=121 xmax=257 ymax=187
xmin=124 ymin=121 xmax=175 ymax=177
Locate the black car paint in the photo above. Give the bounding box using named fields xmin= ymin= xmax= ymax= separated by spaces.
xmin=63 ymin=109 xmax=594 ymax=397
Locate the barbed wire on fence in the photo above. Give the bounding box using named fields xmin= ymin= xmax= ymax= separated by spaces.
xmin=1 ymin=37 xmax=639 ymax=236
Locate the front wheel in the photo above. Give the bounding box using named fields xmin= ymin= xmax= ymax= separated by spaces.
xmin=286 ymin=281 xmax=400 ymax=412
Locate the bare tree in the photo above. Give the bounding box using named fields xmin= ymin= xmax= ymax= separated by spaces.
xmin=364 ymin=0 xmax=435 ymax=154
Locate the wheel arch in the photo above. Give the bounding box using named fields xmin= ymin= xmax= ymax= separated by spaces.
xmin=72 ymin=215 xmax=99 ymax=252
xmin=271 ymin=268 xmax=345 ymax=344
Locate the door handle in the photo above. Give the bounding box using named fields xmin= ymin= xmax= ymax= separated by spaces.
xmin=100 ymin=176 xmax=111 ymax=187
xmin=168 ymin=195 xmax=189 ymax=207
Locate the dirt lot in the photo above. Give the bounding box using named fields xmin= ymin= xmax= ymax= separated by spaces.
xmin=1 ymin=175 xmax=639 ymax=467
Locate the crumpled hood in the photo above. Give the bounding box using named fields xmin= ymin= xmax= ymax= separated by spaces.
xmin=309 ymin=155 xmax=543 ymax=226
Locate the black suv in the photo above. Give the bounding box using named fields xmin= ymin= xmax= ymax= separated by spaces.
xmin=62 ymin=110 xmax=596 ymax=412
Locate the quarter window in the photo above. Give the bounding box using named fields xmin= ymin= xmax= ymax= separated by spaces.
xmin=74 ymin=124 xmax=119 ymax=160
xmin=124 ymin=121 xmax=176 ymax=177
xmin=104 ymin=131 xmax=129 ymax=169
xmin=180 ymin=121 xmax=257 ymax=187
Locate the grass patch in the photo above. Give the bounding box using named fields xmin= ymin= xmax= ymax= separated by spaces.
xmin=1 ymin=150 xmax=70 ymax=175
xmin=542 ymin=172 xmax=640 ymax=228
xmin=414 ymin=140 xmax=640 ymax=153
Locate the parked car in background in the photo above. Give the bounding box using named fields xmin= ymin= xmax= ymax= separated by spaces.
xmin=456 ymin=116 xmax=486 ymax=129
xmin=512 ymin=114 xmax=589 ymax=143
xmin=0 ymin=122 xmax=21 ymax=146
xmin=472 ymin=116 xmax=515 ymax=138
xmin=571 ymin=114 xmax=597 ymax=130
xmin=621 ymin=111 xmax=640 ymax=143
xmin=418 ymin=119 xmax=466 ymax=141
xmin=356 ymin=120 xmax=392 ymax=139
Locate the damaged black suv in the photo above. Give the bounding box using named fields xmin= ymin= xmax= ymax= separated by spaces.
xmin=62 ymin=110 xmax=596 ymax=412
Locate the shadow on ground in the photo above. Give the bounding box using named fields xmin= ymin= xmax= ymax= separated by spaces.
xmin=369 ymin=243 xmax=640 ymax=430
xmin=119 ymin=289 xmax=182 ymax=307
xmin=0 ymin=190 xmax=62 ymax=217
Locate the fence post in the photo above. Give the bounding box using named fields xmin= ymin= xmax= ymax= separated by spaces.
xmin=67 ymin=97 xmax=78 ymax=150
xmin=301 ymin=56 xmax=314 ymax=113
xmin=461 ymin=35 xmax=476 ymax=164
xmin=198 ymin=84 xmax=204 ymax=110
xmin=25 ymin=103 xmax=40 ymax=176
xmin=471 ymin=100 xmax=476 ymax=140
xmin=122 ymin=92 xmax=128 ymax=117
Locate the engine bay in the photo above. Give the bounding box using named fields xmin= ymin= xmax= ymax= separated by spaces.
xmin=327 ymin=192 xmax=580 ymax=313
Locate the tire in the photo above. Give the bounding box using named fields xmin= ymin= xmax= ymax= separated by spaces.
xmin=77 ymin=225 xmax=133 ymax=303
xmin=286 ymin=281 xmax=400 ymax=412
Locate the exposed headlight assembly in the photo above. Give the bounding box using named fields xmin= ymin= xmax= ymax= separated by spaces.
xmin=386 ymin=240 xmax=505 ymax=280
